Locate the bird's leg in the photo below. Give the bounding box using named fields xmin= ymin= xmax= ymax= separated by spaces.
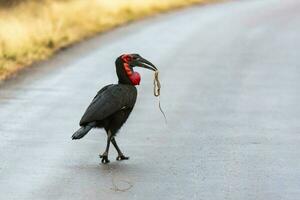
xmin=111 ymin=137 xmax=129 ymax=161
xmin=99 ymin=130 xmax=112 ymax=164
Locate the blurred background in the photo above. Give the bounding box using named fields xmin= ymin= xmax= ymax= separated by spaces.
xmin=0 ymin=0 xmax=212 ymax=80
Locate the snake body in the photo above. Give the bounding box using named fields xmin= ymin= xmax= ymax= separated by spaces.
xmin=153 ymin=71 xmax=167 ymax=123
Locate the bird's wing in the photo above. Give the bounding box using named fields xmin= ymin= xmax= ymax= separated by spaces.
xmin=89 ymin=84 xmax=113 ymax=106
xmin=79 ymin=84 xmax=134 ymax=126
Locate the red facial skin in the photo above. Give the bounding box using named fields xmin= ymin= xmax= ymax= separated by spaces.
xmin=122 ymin=54 xmax=141 ymax=85
xmin=121 ymin=54 xmax=132 ymax=63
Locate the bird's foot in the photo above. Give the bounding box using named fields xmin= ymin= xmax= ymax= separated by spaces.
xmin=116 ymin=154 xmax=129 ymax=161
xmin=99 ymin=153 xmax=110 ymax=164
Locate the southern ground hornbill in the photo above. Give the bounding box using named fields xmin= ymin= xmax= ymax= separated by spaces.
xmin=72 ymin=54 xmax=157 ymax=163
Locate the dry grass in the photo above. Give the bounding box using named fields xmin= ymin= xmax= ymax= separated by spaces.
xmin=0 ymin=0 xmax=217 ymax=80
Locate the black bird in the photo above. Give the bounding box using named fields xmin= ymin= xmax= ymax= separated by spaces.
xmin=72 ymin=54 xmax=157 ymax=163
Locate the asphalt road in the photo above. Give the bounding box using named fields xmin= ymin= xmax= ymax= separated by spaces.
xmin=1 ymin=0 xmax=300 ymax=199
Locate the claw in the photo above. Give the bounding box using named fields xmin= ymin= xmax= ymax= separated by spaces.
xmin=99 ymin=154 xmax=110 ymax=164
xmin=116 ymin=155 xmax=129 ymax=161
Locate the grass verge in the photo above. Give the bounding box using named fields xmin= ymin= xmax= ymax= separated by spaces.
xmin=0 ymin=0 xmax=219 ymax=80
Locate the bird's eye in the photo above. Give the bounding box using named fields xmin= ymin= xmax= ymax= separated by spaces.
xmin=121 ymin=54 xmax=132 ymax=63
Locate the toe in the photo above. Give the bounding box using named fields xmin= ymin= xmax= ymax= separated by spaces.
xmin=101 ymin=158 xmax=110 ymax=164
xmin=116 ymin=155 xmax=129 ymax=161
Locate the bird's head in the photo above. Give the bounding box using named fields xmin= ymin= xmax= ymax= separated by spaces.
xmin=115 ymin=53 xmax=157 ymax=85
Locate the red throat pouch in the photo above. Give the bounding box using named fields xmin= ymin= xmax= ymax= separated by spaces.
xmin=129 ymin=72 xmax=141 ymax=85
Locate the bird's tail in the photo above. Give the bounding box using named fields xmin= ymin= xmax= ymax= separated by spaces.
xmin=72 ymin=123 xmax=95 ymax=140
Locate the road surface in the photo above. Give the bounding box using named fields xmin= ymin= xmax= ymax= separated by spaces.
xmin=0 ymin=0 xmax=300 ymax=199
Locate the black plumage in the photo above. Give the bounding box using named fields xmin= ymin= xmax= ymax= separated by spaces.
xmin=72 ymin=54 xmax=157 ymax=163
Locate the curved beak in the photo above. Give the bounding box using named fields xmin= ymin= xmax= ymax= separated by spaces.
xmin=132 ymin=57 xmax=157 ymax=71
